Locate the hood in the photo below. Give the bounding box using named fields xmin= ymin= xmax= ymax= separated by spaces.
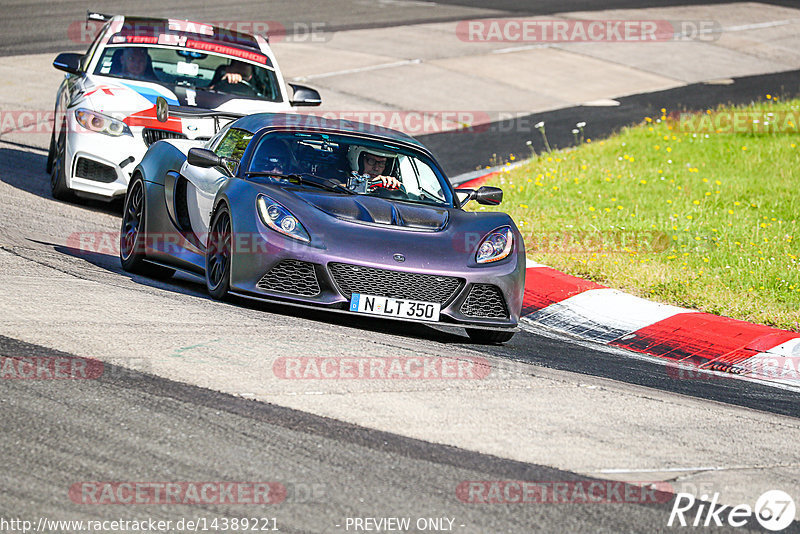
xmin=82 ymin=76 xmax=288 ymax=115
xmin=293 ymin=190 xmax=450 ymax=231
xmin=78 ymin=76 xmax=288 ymax=139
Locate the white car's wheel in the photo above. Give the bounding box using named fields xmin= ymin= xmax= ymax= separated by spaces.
xmin=49 ymin=121 xmax=73 ymax=201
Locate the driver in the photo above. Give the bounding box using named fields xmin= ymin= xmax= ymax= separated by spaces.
xmin=216 ymin=61 xmax=254 ymax=86
xmin=118 ymin=48 xmax=158 ymax=81
xmin=346 ymin=146 xmax=401 ymax=189
xmin=258 ymin=141 xmax=294 ymax=175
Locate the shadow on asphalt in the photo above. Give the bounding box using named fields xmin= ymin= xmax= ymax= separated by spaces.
xmin=39 ymin=240 xmax=472 ymax=346
xmin=0 ymin=145 xmax=125 ymax=217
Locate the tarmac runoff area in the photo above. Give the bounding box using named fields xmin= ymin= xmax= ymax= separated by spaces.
xmin=2 ymin=2 xmax=800 ymax=172
xmin=0 ymin=1 xmax=800 ymax=525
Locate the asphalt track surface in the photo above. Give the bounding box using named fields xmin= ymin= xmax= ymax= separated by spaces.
xmin=2 ymin=335 xmax=749 ymax=534
xmin=2 ymin=1 xmax=800 ymax=532
xmin=3 ymin=0 xmax=800 ymax=57
xmin=1 ymin=145 xmax=799 ymax=532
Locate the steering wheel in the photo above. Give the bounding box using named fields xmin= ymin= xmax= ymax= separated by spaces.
xmin=212 ymin=79 xmax=259 ymax=96
xmin=368 ymin=179 xmax=407 ymax=199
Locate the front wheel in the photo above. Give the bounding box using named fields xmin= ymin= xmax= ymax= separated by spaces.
xmin=466 ymin=328 xmax=515 ymax=344
xmin=206 ymin=205 xmax=233 ymax=300
xmin=50 ymin=123 xmax=74 ymax=200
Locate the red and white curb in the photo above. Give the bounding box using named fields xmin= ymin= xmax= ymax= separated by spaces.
xmin=519 ymin=260 xmax=800 ymax=388
xmin=451 ymin=170 xmax=800 ymax=387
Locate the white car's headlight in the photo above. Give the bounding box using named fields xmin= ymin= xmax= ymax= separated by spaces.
xmin=75 ymin=109 xmax=132 ymax=137
xmin=476 ymin=226 xmax=513 ymax=264
xmin=257 ymin=195 xmax=310 ymax=243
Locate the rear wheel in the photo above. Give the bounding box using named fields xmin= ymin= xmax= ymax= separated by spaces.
xmin=466 ymin=328 xmax=516 ymax=344
xmin=206 ymin=206 xmax=232 ymax=300
xmin=50 ymin=122 xmax=74 ymax=201
xmin=120 ymin=176 xmax=174 ymax=279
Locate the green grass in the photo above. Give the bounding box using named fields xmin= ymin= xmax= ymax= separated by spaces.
xmin=472 ymin=98 xmax=800 ymax=331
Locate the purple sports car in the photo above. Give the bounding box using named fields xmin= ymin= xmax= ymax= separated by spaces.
xmin=120 ymin=113 xmax=525 ymax=343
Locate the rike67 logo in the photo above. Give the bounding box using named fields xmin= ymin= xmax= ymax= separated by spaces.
xmin=668 ymin=490 xmax=796 ymax=531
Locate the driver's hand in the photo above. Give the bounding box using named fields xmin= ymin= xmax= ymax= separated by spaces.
xmin=371 ymin=175 xmax=401 ymax=189
xmin=222 ymin=72 xmax=244 ymax=84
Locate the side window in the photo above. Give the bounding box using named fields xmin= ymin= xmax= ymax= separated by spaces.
xmin=214 ymin=128 xmax=253 ymax=174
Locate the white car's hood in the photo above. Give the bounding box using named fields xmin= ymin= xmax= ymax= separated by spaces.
xmin=74 ymin=75 xmax=291 ymax=140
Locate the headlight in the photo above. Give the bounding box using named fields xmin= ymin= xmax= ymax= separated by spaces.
xmin=74 ymin=109 xmax=132 ymax=137
xmin=257 ymin=195 xmax=310 ymax=243
xmin=476 ymin=226 xmax=513 ymax=264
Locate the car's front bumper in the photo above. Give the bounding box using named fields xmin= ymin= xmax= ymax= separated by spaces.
xmin=66 ymin=129 xmax=147 ymax=199
xmin=225 ymin=210 xmax=525 ymax=329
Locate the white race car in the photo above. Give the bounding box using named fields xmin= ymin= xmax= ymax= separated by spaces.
xmin=48 ymin=13 xmax=321 ymax=202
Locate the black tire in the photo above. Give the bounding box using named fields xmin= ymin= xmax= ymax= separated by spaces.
xmin=46 ymin=127 xmax=55 ymax=173
xmin=466 ymin=328 xmax=516 ymax=344
xmin=119 ymin=176 xmax=174 ymax=279
xmin=206 ymin=205 xmax=232 ymax=300
xmin=50 ymin=122 xmax=74 ymax=201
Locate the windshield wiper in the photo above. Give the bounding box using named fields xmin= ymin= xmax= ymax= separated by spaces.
xmin=246 ymin=172 xmax=354 ymax=194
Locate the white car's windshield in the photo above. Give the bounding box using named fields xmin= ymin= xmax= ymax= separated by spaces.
xmin=93 ymin=45 xmax=282 ymax=102
xmin=247 ymin=132 xmax=454 ymax=207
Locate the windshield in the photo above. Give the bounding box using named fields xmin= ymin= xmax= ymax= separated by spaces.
xmin=247 ymin=132 xmax=454 ymax=207
xmin=93 ymin=45 xmax=282 ymax=102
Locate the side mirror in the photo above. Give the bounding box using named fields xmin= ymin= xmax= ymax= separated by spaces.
xmin=188 ymin=148 xmax=224 ymax=168
xmin=53 ymin=52 xmax=83 ymax=75
xmin=455 ymin=186 xmax=503 ymax=208
xmin=289 ymin=83 xmax=322 ymax=107
xmin=475 ymin=186 xmax=503 ymax=206
xmin=455 ymin=188 xmax=475 ymax=208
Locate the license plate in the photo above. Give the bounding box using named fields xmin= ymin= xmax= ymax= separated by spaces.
xmin=349 ymin=293 xmax=440 ymax=322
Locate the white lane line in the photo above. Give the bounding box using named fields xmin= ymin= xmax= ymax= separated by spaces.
xmin=600 ymin=466 xmax=729 ymax=474
xmin=598 ymin=465 xmax=799 ymax=474
xmin=292 ymin=58 xmax=422 ymax=81
xmin=723 ymin=19 xmax=799 ymax=33
xmin=492 ymin=44 xmax=550 ymax=54
xmin=488 ymin=18 xmax=800 ymax=56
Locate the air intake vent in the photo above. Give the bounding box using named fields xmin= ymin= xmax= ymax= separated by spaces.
xmin=257 ymin=260 xmax=320 ymax=296
xmin=329 ymin=263 xmax=462 ymax=305
xmin=460 ymin=284 xmax=509 ymax=319
xmin=142 ymin=128 xmax=187 ymax=146
xmin=74 ymin=157 xmax=117 ymax=183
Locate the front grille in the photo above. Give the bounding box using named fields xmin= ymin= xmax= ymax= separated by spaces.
xmin=329 ymin=262 xmax=462 ymax=305
xmin=74 ymin=157 xmax=117 ymax=183
xmin=142 ymin=128 xmax=187 ymax=146
xmin=460 ymin=284 xmax=509 ymax=319
xmin=257 ymin=260 xmax=320 ymax=296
